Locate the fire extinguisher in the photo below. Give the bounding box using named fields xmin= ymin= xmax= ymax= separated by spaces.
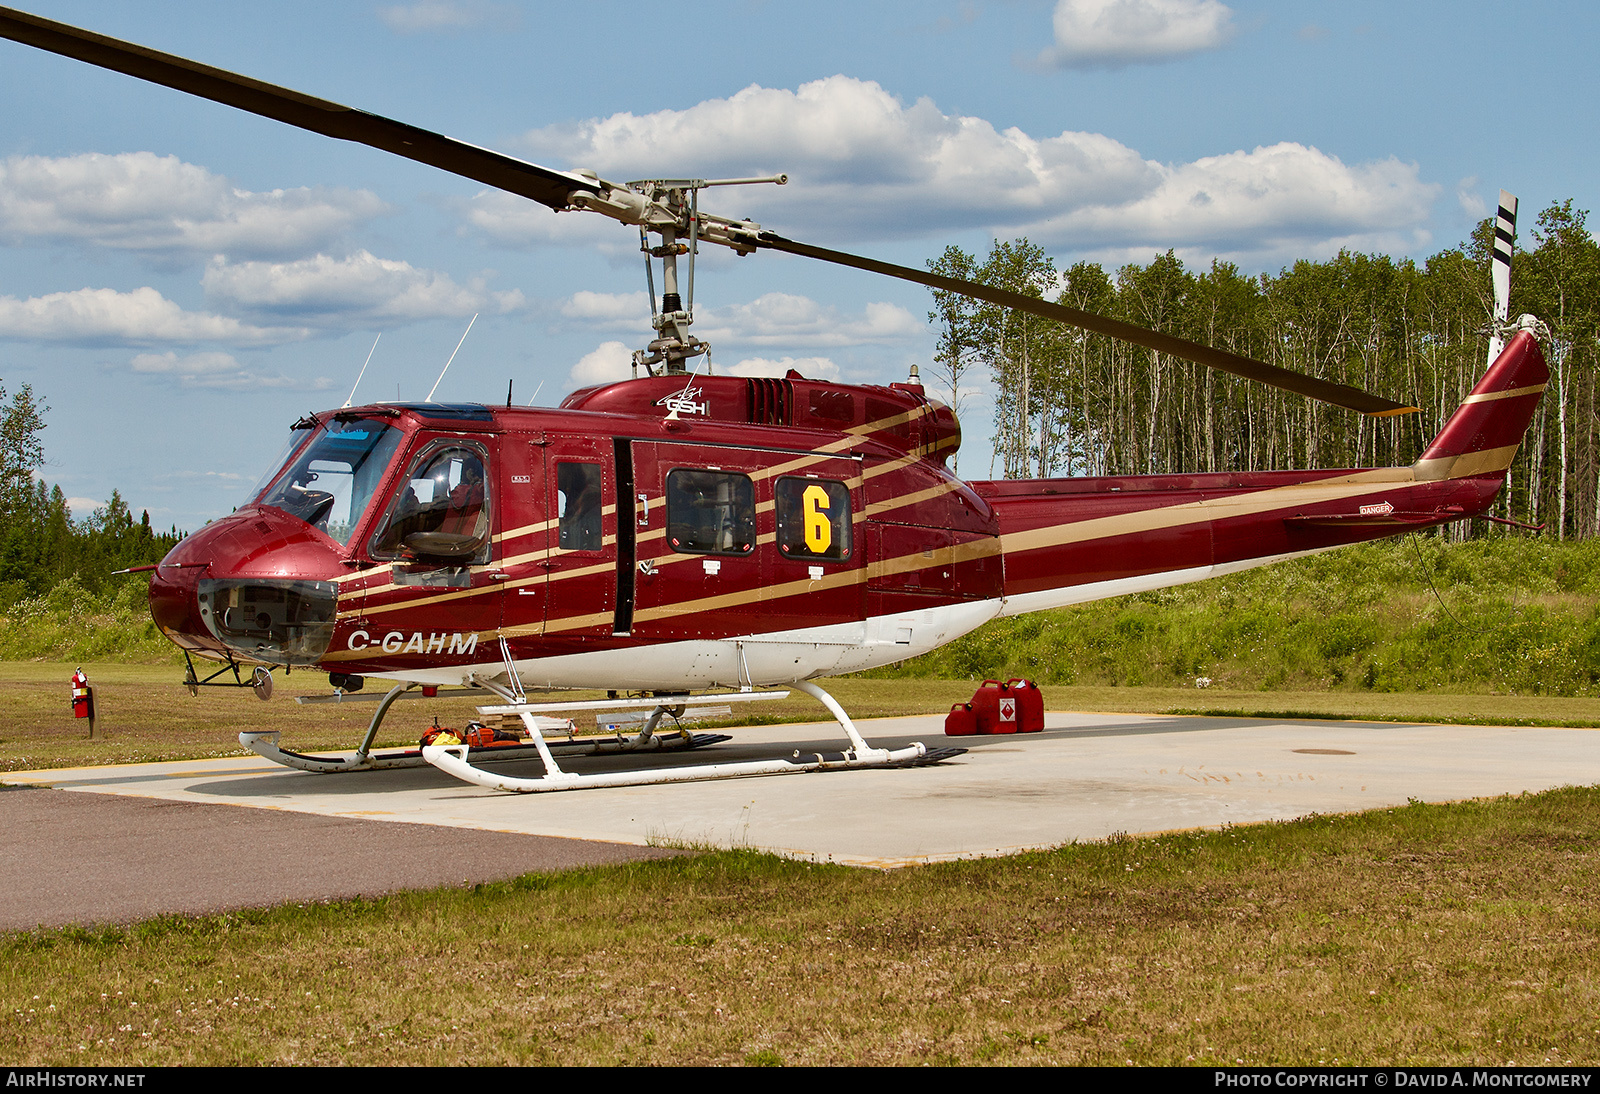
xmin=71 ymin=667 xmax=96 ymax=737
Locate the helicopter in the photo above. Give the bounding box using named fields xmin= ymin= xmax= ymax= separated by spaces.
xmin=0 ymin=7 xmax=1551 ymax=794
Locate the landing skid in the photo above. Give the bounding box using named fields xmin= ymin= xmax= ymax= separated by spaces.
xmin=423 ymin=679 xmax=964 ymax=794
xmin=241 ymin=679 xmax=770 ymax=774
xmin=241 ymin=729 xmax=733 ymax=773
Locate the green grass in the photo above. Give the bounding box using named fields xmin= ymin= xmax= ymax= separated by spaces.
xmin=4 ymin=663 xmax=1598 ymax=773
xmin=869 ymin=537 xmax=1600 ymax=696
xmin=0 ymin=576 xmax=181 ymax=664
xmin=2 ymin=786 xmax=1598 ymax=1065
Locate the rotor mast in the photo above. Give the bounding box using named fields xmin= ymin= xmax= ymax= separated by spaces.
xmin=570 ymin=173 xmax=786 ymax=375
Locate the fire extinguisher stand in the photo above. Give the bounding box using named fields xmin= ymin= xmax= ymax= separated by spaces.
xmin=71 ymin=667 xmax=96 ymax=739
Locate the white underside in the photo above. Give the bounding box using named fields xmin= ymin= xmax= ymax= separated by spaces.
xmin=369 ymin=545 xmax=1341 ymax=691
xmin=993 ymin=545 xmax=1338 ymax=617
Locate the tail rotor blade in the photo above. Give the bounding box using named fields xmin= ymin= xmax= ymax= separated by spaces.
xmin=1488 ymin=190 xmax=1518 ymax=364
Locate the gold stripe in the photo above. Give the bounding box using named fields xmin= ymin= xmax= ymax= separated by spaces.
xmin=334 ymin=531 xmax=996 ymax=649
xmin=626 ymin=534 xmax=999 ymax=629
xmin=998 ymin=466 xmax=1417 ymax=558
xmin=502 ymin=608 xmax=614 ymax=639
xmin=338 ymin=558 xmax=617 ymax=621
xmin=328 ymin=441 xmax=1508 ymax=657
xmin=333 ymin=564 xmax=387 ymax=585
xmin=844 ymin=403 xmax=931 ymax=437
xmin=493 ymin=516 xmax=557 ymax=545
xmin=863 ymin=478 xmax=962 ymax=519
xmin=1411 ymin=443 xmax=1521 ymax=483
xmin=1459 ymin=382 xmax=1547 ymax=405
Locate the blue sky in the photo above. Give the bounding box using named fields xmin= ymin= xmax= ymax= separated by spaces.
xmin=1 ymin=0 xmax=1594 ymax=530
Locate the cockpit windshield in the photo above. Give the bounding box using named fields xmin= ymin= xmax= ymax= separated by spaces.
xmin=254 ymin=418 xmax=404 ymax=545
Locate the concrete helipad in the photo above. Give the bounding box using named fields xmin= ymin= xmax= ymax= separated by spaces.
xmin=8 ymin=711 xmax=1598 ymax=873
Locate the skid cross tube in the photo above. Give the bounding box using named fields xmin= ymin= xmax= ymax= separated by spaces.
xmin=245 ymin=681 xmax=773 ymax=774
xmin=423 ymin=678 xmax=933 ymax=793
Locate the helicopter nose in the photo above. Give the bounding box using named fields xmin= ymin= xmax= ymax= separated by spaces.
xmin=147 ymin=505 xmax=346 ymax=665
xmin=149 ymin=561 xmax=203 ymax=634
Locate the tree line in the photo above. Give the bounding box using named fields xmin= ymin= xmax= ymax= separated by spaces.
xmin=0 ymin=380 xmax=181 ymax=605
xmin=926 ymin=200 xmax=1600 ymax=540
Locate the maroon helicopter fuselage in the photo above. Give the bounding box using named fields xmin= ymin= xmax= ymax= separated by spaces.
xmin=147 ymin=333 xmax=1549 ymax=692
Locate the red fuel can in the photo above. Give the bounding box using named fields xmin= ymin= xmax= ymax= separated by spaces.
xmin=944 ymin=702 xmax=978 ymax=736
xmin=971 ymin=679 xmax=1018 ymax=734
xmin=956 ymin=678 xmax=1045 ymax=735
xmin=1005 ymin=678 xmax=1045 ymax=733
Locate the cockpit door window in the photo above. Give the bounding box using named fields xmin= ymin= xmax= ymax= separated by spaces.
xmin=369 ymin=441 xmax=493 ymax=565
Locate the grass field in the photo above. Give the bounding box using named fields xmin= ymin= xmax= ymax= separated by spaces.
xmin=1 ymin=786 xmax=1597 ymax=1066
xmin=3 ymin=661 xmax=1598 ymax=772
xmin=4 ymin=658 xmax=1598 ymax=1066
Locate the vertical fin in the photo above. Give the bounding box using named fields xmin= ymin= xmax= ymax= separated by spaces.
xmin=1415 ymin=330 xmax=1547 ymax=479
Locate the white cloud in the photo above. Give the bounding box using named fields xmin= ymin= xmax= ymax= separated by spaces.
xmin=379 ymin=1 xmax=516 ymax=33
xmin=1056 ymin=143 xmax=1440 ymax=267
xmin=515 ymin=76 xmax=1155 ymax=240
xmin=567 ymin=341 xmax=634 ymax=388
xmin=162 ymin=469 xmax=249 ymax=482
xmin=699 ymin=294 xmax=922 ymax=348
xmin=1457 ymin=177 xmax=1487 ymax=220
xmin=553 ymin=289 xmax=918 ymax=349
xmin=724 ymin=356 xmax=841 ymax=381
xmin=559 ymin=290 xmax=650 ymax=326
xmin=202 ymin=251 xmax=525 ymax=325
xmin=128 ymin=351 xmax=334 ymax=391
xmin=552 ymin=289 xmax=919 ymax=351
xmin=462 ymin=189 xmax=637 ymax=253
xmin=0 ymin=153 xmax=386 ymax=261
xmin=504 ymin=76 xmax=1434 ymax=266
xmin=1038 ymin=0 xmax=1235 ymax=69
xmin=0 ymin=287 xmax=305 ymax=346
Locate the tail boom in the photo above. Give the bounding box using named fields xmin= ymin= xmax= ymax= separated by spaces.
xmin=975 ymin=332 xmax=1548 ymax=617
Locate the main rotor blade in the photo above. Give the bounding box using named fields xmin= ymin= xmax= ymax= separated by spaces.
xmin=753 ymin=232 xmax=1420 ymax=417
xmin=0 ymin=4 xmax=1419 ymax=417
xmin=0 ymin=6 xmax=601 ymax=211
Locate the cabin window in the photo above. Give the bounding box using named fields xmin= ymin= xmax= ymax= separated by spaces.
xmin=775 ymin=477 xmax=852 ymax=562
xmin=557 ymin=462 xmax=603 ymax=552
xmin=666 ymin=469 xmax=754 ymax=556
xmin=370 ymin=442 xmax=491 ymax=563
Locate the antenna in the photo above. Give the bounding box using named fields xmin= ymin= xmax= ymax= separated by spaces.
xmin=427 ymin=313 xmax=477 ymax=402
xmin=343 ymin=333 xmax=381 ymax=408
xmin=527 ymin=380 xmax=544 ymax=406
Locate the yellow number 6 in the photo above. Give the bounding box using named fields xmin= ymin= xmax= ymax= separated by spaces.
xmin=802 ymin=485 xmax=832 ymax=554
